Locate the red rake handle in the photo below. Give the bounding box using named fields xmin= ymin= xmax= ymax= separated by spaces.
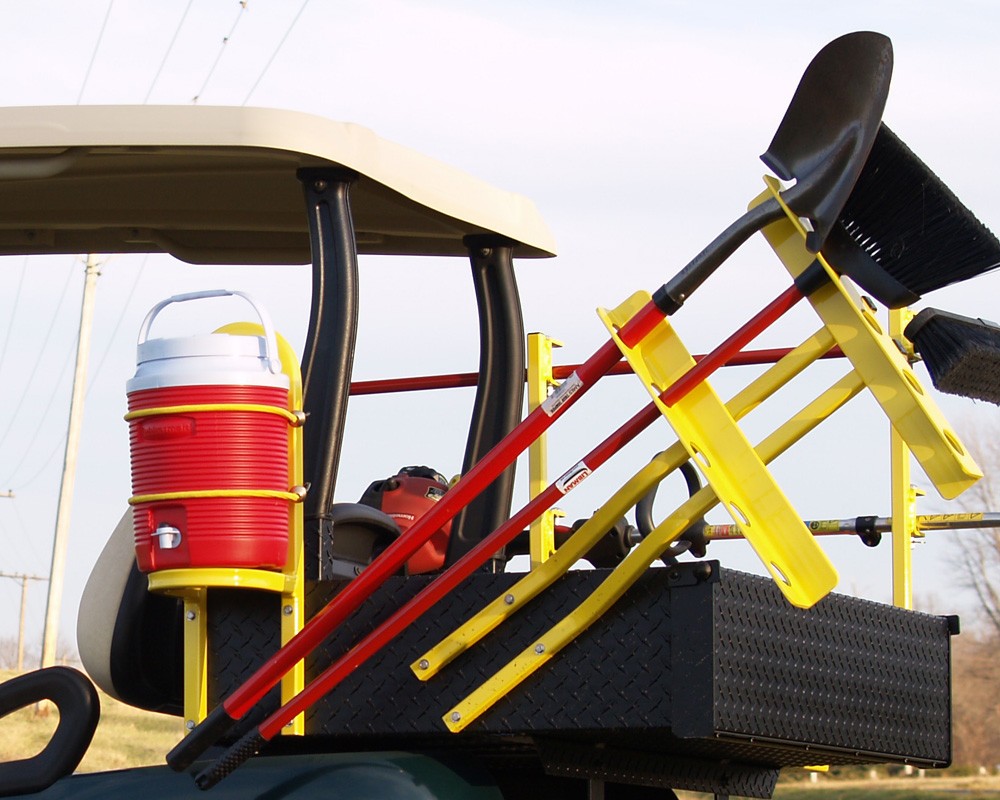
xmin=192 ymin=283 xmax=807 ymax=786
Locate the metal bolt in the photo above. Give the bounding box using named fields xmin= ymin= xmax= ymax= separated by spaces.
xmin=478 ymin=247 xmax=491 ymax=258
xmin=185 ymin=720 xmax=195 ymax=731
xmin=314 ymin=179 xmax=328 ymax=192
xmin=504 ymin=594 xmax=515 ymax=605
xmin=450 ymin=711 xmax=461 ymax=723
xmin=418 ymin=659 xmax=430 ymax=671
xmin=185 ymin=610 xmax=196 ymax=621
xmin=534 ymin=643 xmax=546 ymax=654
xmin=282 ymin=605 xmax=293 ymax=616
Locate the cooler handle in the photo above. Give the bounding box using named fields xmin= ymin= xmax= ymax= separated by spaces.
xmin=136 ymin=289 xmax=282 ymax=374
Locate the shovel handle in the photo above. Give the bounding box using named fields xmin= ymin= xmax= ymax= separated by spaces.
xmin=653 ymin=198 xmax=785 ymax=315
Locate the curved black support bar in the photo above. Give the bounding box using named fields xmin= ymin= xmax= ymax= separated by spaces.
xmin=166 ymin=703 xmax=236 ymax=772
xmin=0 ymin=667 xmax=99 ymax=798
xmin=635 ymin=460 xmax=708 ymax=563
xmin=194 ymin=729 xmax=265 ymax=791
xmin=297 ymin=169 xmax=360 ymax=577
xmin=446 ymin=235 xmax=526 ymax=571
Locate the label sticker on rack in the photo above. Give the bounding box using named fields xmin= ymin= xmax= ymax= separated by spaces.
xmin=541 ymin=372 xmax=584 ymax=417
xmin=556 ymin=461 xmax=592 ymax=494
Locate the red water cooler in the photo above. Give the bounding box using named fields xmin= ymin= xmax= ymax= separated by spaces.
xmin=127 ymin=290 xmax=294 ymax=573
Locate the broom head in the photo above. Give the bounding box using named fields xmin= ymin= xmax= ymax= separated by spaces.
xmin=905 ymin=307 xmax=1000 ymax=405
xmin=824 ymin=126 xmax=1000 ymax=308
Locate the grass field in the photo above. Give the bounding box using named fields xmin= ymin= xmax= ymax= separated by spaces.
xmin=769 ymin=776 xmax=1000 ymax=800
xmin=2 ymin=670 xmax=999 ymax=797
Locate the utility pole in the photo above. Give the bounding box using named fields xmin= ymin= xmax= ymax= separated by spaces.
xmin=0 ymin=572 xmax=48 ymax=671
xmin=40 ymin=254 xmax=101 ymax=669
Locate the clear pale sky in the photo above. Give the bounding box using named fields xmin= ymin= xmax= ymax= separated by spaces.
xmin=1 ymin=1 xmax=999 ymax=655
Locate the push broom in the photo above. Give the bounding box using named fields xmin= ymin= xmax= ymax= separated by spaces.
xmin=905 ymin=308 xmax=1000 ymax=405
xmin=168 ymin=31 xmax=893 ymax=778
xmin=171 ymin=31 xmax=1000 ymax=785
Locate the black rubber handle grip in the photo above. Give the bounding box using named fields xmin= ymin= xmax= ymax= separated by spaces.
xmin=166 ymin=704 xmax=237 ymax=772
xmin=0 ymin=667 xmax=99 ymax=797
xmin=194 ymin=729 xmax=265 ymax=790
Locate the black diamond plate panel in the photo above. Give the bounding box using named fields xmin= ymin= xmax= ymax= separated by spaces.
xmin=706 ymin=570 xmax=953 ymax=765
xmin=201 ymin=562 xmax=953 ymax=774
xmin=303 ymin=566 xmax=679 ymax=737
xmin=206 ymin=588 xmax=282 ymax=739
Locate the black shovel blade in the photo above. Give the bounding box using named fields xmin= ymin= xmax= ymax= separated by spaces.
xmin=761 ymin=31 xmax=893 ymax=253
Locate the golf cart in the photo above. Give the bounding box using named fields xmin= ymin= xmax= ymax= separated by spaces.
xmin=2 ymin=31 xmax=998 ymax=800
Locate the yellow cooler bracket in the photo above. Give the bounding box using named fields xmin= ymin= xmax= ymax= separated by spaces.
xmin=757 ymin=177 xmax=981 ymax=500
xmin=146 ymin=323 xmax=306 ymax=736
xmin=598 ymin=291 xmax=838 ymax=609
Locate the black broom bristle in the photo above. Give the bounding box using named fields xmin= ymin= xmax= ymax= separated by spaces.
xmin=835 ymin=126 xmax=1000 ymax=297
xmin=905 ymin=307 xmax=1000 ymax=405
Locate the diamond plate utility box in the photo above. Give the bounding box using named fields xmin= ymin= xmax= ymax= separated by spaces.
xmin=278 ymin=563 xmax=954 ymax=765
xmin=205 ymin=562 xmax=955 ymax=794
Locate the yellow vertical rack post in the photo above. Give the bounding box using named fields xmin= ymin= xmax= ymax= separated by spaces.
xmin=889 ymin=308 xmax=919 ymax=609
xmin=526 ymin=333 xmax=563 ymax=567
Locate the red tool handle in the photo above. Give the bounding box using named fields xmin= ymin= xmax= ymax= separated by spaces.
xmin=187 ymin=284 xmax=807 ymax=787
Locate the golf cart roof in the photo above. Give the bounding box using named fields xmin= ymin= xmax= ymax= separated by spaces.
xmin=0 ymin=105 xmax=556 ymax=264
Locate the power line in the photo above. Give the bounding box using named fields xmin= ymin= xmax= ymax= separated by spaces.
xmin=193 ymin=1 xmax=250 ymax=104
xmin=9 ymin=493 xmax=47 ymax=566
xmin=0 ymin=258 xmax=79 ymax=454
xmin=0 ymin=336 xmax=77 ymax=487
xmin=0 ymin=572 xmax=48 ymax=672
xmin=242 ymin=0 xmax=310 ymax=105
xmin=144 ymin=0 xmax=196 ymax=104
xmin=0 ymin=257 xmax=28 ymax=385
xmin=86 ymin=254 xmax=148 ymax=392
xmin=76 ymin=0 xmax=116 ymax=104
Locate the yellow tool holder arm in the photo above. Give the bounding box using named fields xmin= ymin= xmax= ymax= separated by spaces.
xmin=414 ymin=326 xmax=837 ymax=681
xmin=758 ymin=177 xmax=981 ymax=500
xmin=442 ymin=366 xmax=865 ymax=732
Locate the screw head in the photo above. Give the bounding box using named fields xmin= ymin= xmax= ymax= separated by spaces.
xmin=314 ymin=179 xmax=328 ymax=192
xmin=504 ymin=594 xmax=515 ymax=605
xmin=418 ymin=659 xmax=430 ymax=671
xmin=534 ymin=643 xmax=546 ymax=654
xmin=450 ymin=711 xmax=462 ymax=723
xmin=185 ymin=610 xmax=196 ymax=621
xmin=185 ymin=720 xmax=195 ymax=731
xmin=282 ymin=605 xmax=293 ymax=616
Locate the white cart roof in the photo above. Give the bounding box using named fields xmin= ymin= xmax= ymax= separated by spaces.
xmin=0 ymin=105 xmax=556 ymax=263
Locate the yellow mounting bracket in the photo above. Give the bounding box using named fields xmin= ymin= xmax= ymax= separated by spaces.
xmin=413 ymin=327 xmax=839 ymax=685
xmin=757 ymin=177 xmax=981 ymax=500
xmin=437 ymin=359 xmax=865 ymax=732
xmin=146 ymin=323 xmax=306 ymax=736
xmin=597 ymin=291 xmax=838 ymax=609
xmin=526 ymin=332 xmax=565 ymax=567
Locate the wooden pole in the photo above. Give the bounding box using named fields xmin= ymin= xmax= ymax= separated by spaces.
xmin=40 ymin=255 xmax=100 ymax=669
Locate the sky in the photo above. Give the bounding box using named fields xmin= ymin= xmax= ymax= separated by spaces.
xmin=1 ymin=0 xmax=1000 ymax=661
